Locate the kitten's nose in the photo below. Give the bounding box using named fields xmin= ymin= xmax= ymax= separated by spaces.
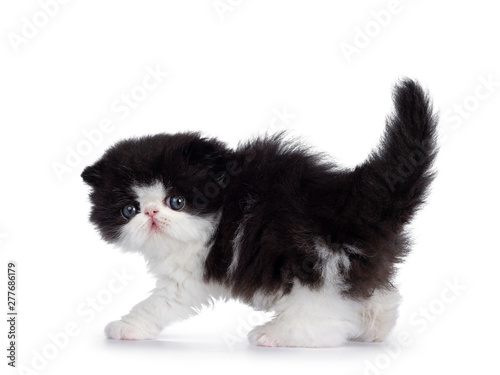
xmin=144 ymin=206 xmax=159 ymax=217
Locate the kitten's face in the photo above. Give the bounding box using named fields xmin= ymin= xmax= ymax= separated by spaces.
xmin=114 ymin=180 xmax=220 ymax=252
xmin=81 ymin=133 xmax=229 ymax=253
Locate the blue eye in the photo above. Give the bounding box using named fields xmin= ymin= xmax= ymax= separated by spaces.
xmin=167 ymin=196 xmax=186 ymax=211
xmin=121 ymin=204 xmax=139 ymax=219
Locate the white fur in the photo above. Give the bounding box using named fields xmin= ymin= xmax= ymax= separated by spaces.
xmin=227 ymin=219 xmax=244 ymax=276
xmin=247 ymin=243 xmax=399 ymax=347
xmin=248 ymin=284 xmax=360 ymax=347
xmin=106 ymin=181 xmax=400 ymax=346
xmin=248 ymin=285 xmax=400 ymax=347
xmin=316 ymin=240 xmax=350 ymax=288
xmin=355 ymin=287 xmax=402 ymax=342
xmin=118 ymin=181 xmax=217 ymax=256
xmin=107 ymin=181 xmax=223 ymax=340
xmin=228 ymin=196 xmax=256 ymax=276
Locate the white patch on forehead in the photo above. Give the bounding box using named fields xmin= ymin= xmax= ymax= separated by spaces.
xmin=133 ymin=181 xmax=168 ymax=205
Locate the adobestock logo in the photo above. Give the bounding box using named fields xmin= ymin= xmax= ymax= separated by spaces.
xmin=51 ymin=64 xmax=169 ymax=183
xmin=7 ymin=0 xmax=71 ymax=54
xmin=440 ymin=74 xmax=499 ymax=143
xmin=257 ymin=105 xmax=296 ymax=137
xmin=0 ymin=232 xmax=8 ymax=246
xmin=193 ymin=160 xmax=244 ymax=210
xmin=339 ymin=0 xmax=412 ymax=63
xmin=17 ymin=268 xmax=134 ymax=375
xmin=213 ymin=0 xmax=244 ymax=21
xmin=363 ymin=278 xmax=466 ymax=375
xmin=192 ymin=105 xmax=296 ymax=209
xmin=223 ymin=310 xmax=271 ymax=351
xmin=382 ymin=139 xmax=431 ymax=193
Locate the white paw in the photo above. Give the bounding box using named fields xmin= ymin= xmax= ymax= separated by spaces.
xmin=248 ymin=329 xmax=280 ymax=347
xmin=248 ymin=323 xmax=346 ymax=348
xmin=105 ymin=320 xmax=154 ymax=340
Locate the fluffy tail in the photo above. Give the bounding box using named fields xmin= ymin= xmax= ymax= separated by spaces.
xmin=351 ymin=79 xmax=438 ymax=227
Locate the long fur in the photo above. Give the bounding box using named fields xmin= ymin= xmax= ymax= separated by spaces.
xmin=82 ymin=79 xmax=438 ymax=347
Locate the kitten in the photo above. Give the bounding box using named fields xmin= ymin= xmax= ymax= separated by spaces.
xmin=82 ymin=79 xmax=438 ymax=347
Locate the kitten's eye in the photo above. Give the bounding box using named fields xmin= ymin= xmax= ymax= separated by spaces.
xmin=166 ymin=196 xmax=186 ymax=211
xmin=121 ymin=204 xmax=139 ymax=220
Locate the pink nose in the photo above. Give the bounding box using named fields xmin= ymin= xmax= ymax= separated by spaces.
xmin=144 ymin=206 xmax=159 ymax=217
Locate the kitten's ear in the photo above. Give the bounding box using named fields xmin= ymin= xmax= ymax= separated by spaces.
xmin=81 ymin=162 xmax=104 ymax=187
xmin=183 ymin=137 xmax=227 ymax=167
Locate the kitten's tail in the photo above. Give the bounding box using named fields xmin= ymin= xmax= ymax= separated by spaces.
xmin=351 ymin=79 xmax=438 ymax=226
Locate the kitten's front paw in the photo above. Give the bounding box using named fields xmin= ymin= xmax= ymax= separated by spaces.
xmin=105 ymin=320 xmax=154 ymax=340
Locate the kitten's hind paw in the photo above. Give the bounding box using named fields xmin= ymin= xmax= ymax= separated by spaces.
xmin=105 ymin=320 xmax=154 ymax=340
xmin=248 ymin=321 xmax=347 ymax=348
xmin=248 ymin=329 xmax=279 ymax=347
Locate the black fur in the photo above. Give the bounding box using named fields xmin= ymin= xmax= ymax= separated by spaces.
xmin=83 ymin=79 xmax=438 ymax=302
xmin=82 ymin=133 xmax=230 ymax=241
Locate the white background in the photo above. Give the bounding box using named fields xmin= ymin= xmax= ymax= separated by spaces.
xmin=1 ymin=1 xmax=499 ymax=374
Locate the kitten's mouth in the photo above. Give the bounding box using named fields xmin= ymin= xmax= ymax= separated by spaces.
xmin=149 ymin=219 xmax=161 ymax=233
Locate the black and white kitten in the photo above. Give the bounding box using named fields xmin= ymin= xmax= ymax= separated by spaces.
xmin=82 ymin=79 xmax=438 ymax=347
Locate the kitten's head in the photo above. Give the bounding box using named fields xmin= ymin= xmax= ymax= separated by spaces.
xmin=82 ymin=132 xmax=229 ymax=254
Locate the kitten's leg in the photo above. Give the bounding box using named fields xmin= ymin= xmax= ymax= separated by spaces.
xmin=248 ymin=288 xmax=363 ymax=348
xmin=354 ymin=287 xmax=401 ymax=342
xmin=105 ymin=279 xmax=209 ymax=340
xmin=248 ymin=313 xmax=353 ymax=348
